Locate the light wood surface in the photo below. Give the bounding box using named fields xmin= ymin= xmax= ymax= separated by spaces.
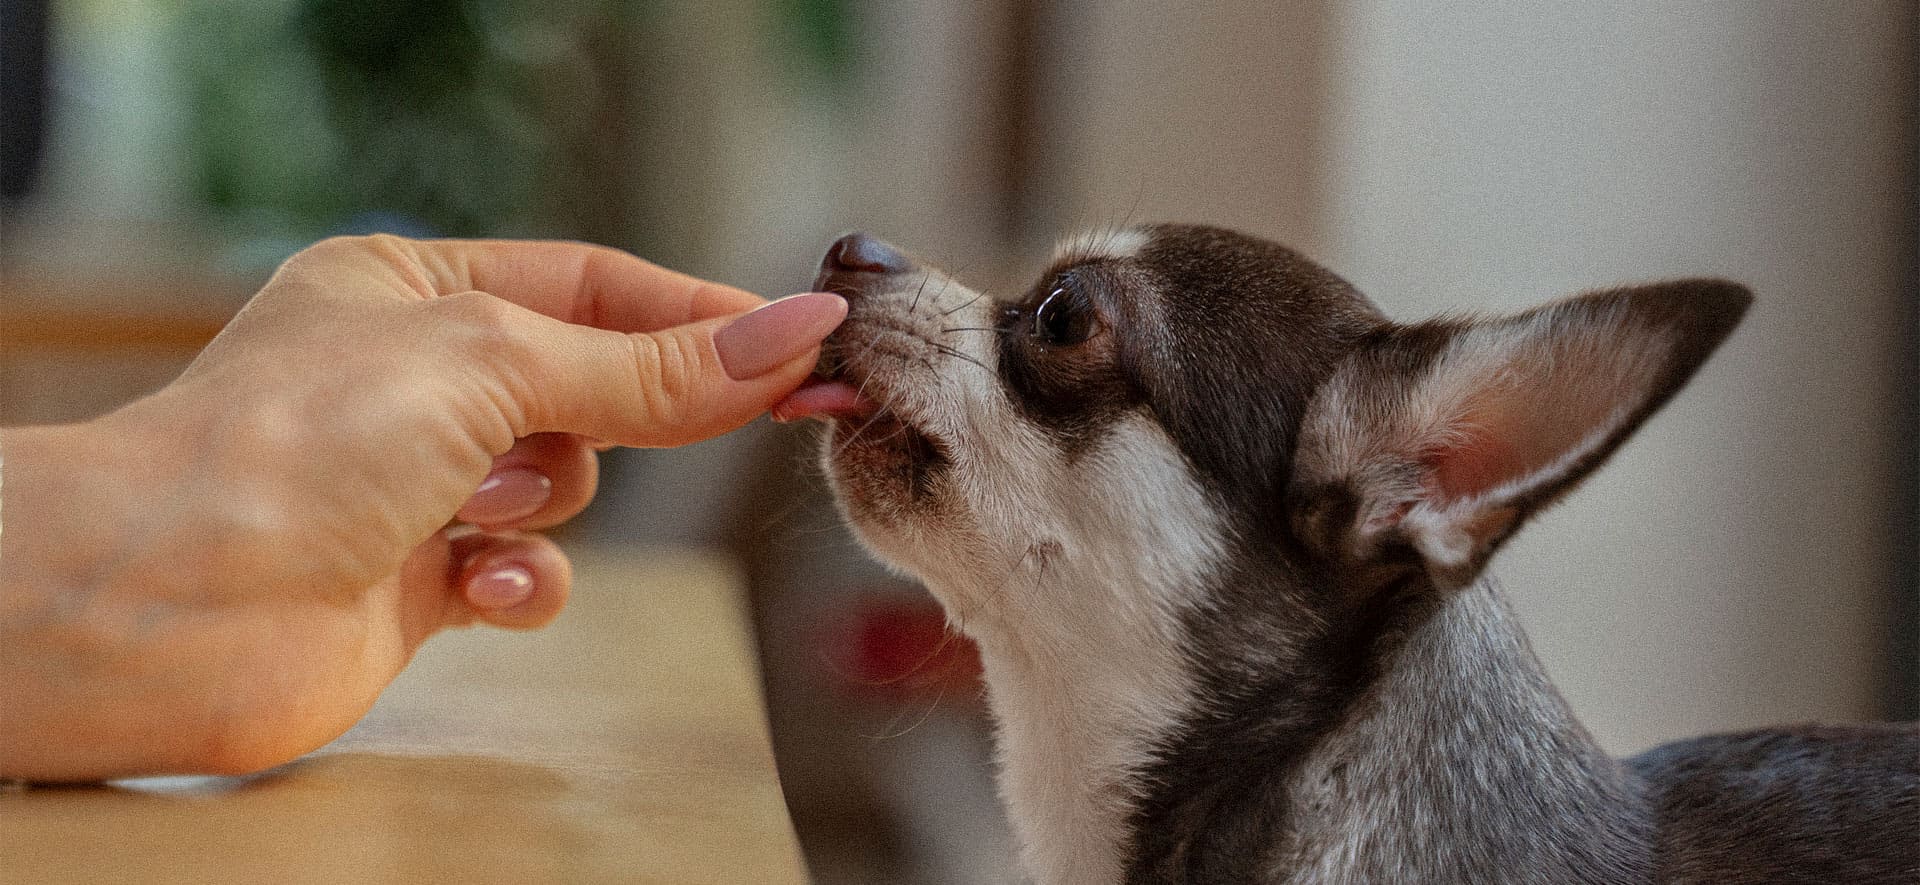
xmin=0 ymin=270 xmax=244 ymax=425
xmin=0 ymin=548 xmax=808 ymax=884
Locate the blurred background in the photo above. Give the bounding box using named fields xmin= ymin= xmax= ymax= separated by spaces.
xmin=1 ymin=1 xmax=1913 ymax=881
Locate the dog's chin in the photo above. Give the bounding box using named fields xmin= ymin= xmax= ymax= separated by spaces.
xmin=832 ymin=410 xmax=948 ymax=500
xmin=777 ymin=374 xmax=952 ymax=514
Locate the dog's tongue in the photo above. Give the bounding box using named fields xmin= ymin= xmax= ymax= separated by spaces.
xmin=773 ymin=375 xmax=878 ymax=423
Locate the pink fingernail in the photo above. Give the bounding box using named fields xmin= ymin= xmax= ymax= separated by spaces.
xmin=713 ymin=293 xmax=848 ymax=380
xmin=467 ymin=565 xmax=534 ymax=609
xmin=458 ymin=468 xmax=552 ymax=526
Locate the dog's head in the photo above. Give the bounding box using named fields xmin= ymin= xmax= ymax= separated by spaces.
xmin=785 ymin=224 xmax=1748 ymax=637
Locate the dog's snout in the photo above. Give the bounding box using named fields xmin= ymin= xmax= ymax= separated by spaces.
xmin=824 ymin=232 xmax=910 ymax=276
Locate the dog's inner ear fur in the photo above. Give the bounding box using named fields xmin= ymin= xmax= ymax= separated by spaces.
xmin=1290 ymin=281 xmax=1751 ymax=589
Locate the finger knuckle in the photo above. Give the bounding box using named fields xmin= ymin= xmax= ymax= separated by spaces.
xmin=428 ymin=292 xmax=541 ymax=365
xmin=628 ymin=332 xmax=698 ymax=433
xmin=277 ymin=235 xmax=432 ymax=304
xmin=432 ymin=289 xmax=520 ymax=332
xmin=287 ymin=235 xmax=354 ymax=263
xmin=293 ymin=233 xmax=406 ymax=267
xmin=417 ymin=292 xmax=540 ymax=435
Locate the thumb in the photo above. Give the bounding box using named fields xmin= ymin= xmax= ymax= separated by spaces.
xmin=507 ymin=292 xmax=847 ymax=447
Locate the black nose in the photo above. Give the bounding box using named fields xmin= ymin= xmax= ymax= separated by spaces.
xmin=823 ymin=232 xmax=909 ymax=275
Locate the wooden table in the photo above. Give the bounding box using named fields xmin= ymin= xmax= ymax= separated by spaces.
xmin=0 ymin=548 xmax=808 ymax=884
xmin=0 ymin=270 xmax=246 ymax=426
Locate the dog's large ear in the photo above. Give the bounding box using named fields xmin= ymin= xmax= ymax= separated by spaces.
xmin=1288 ymin=280 xmax=1750 ymax=590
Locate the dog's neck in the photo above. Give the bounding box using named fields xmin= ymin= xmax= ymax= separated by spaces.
xmin=963 ymin=586 xmax=1198 ymax=885
xmin=947 ymin=529 xmax=1216 ymax=882
xmin=963 ymin=571 xmax=1653 ymax=885
xmin=918 ymin=417 xmax=1231 ymax=883
xmin=1264 ymin=582 xmax=1652 ymax=884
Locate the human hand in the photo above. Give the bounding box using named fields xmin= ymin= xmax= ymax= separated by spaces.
xmin=0 ymin=235 xmax=845 ymax=780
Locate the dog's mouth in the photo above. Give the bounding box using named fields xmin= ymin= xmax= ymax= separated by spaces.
xmin=771 ymin=373 xmax=877 ymax=423
xmin=774 ymin=338 xmax=951 ymax=490
xmin=772 ymin=336 xmax=881 ymax=423
xmin=775 ymin=235 xmax=959 ymax=495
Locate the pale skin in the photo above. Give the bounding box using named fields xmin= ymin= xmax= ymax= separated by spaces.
xmin=0 ymin=235 xmax=846 ymax=782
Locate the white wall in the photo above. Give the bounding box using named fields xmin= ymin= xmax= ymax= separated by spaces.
xmin=1324 ymin=1 xmax=1913 ymax=752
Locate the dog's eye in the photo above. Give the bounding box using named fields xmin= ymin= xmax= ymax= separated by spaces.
xmin=1032 ymin=282 xmax=1095 ymax=347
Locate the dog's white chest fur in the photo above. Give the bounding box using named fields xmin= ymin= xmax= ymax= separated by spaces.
xmin=922 ymin=417 xmax=1228 ymax=885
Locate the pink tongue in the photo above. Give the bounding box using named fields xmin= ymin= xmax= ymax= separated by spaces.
xmin=773 ymin=376 xmax=879 ymax=423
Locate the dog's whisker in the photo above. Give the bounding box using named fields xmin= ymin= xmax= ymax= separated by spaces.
xmin=858 ymin=607 xmax=965 ymax=690
xmin=855 ymin=419 xmax=911 ymax=450
xmin=937 ymin=291 xmax=987 ymax=318
xmin=830 ymin=403 xmax=891 ymax=459
xmin=861 ymin=674 xmax=952 ymax=742
xmin=825 ymin=363 xmax=918 ymax=459
xmin=826 ymin=335 xmax=892 ymax=415
xmin=931 ymin=343 xmax=993 ymax=375
xmin=922 ymin=275 xmax=959 ymax=319
xmin=908 ymin=270 xmax=933 ymax=316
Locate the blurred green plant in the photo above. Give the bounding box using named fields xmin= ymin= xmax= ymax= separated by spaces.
xmin=179 ymin=0 xmax=621 ymax=239
xmin=773 ymin=0 xmax=855 ymax=86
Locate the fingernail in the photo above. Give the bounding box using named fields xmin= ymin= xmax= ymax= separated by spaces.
xmin=713 ymin=292 xmax=848 ymax=380
xmin=459 ymin=468 xmax=552 ymax=526
xmin=467 ymin=564 xmax=535 ymax=609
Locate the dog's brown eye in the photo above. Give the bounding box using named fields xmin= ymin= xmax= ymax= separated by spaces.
xmin=1033 ymin=284 xmax=1094 ymax=347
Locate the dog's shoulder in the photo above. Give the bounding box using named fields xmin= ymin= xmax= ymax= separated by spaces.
xmin=1629 ymin=722 xmax=1920 ymax=884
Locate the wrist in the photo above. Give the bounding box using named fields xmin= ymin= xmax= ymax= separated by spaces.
xmin=0 ymin=420 xmax=142 ymax=620
xmin=0 ymin=419 xmax=211 ymax=779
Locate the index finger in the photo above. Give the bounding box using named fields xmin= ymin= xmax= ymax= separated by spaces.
xmin=396 ymin=237 xmax=768 ymax=332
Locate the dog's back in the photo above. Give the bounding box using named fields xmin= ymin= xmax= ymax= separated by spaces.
xmin=1632 ymin=723 xmax=1920 ymax=883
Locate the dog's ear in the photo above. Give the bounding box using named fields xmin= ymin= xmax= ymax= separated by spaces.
xmin=1288 ymin=280 xmax=1750 ymax=589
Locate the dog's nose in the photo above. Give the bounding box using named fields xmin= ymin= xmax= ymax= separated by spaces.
xmin=823 ymin=232 xmax=910 ymax=276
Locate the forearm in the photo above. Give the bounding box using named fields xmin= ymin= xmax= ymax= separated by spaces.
xmin=0 ymin=421 xmax=220 ymax=780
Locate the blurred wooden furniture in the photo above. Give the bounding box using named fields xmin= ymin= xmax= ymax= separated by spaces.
xmin=0 ymin=271 xmax=244 ymax=425
xmin=1 ymin=215 xmax=255 ymax=425
xmin=0 ymin=548 xmax=808 ymax=884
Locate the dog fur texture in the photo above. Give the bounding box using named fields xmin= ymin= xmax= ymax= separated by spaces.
xmin=806 ymin=224 xmax=1919 ymax=885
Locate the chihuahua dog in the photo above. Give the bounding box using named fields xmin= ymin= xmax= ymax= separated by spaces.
xmin=777 ymin=225 xmax=1919 ymax=884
